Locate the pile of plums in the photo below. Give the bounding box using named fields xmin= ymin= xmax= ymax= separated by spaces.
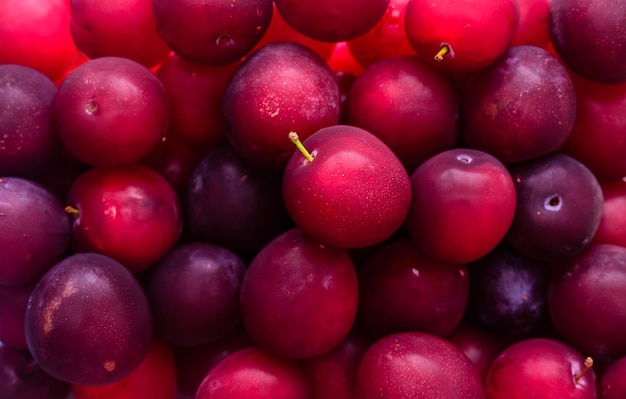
xmin=1 ymin=0 xmax=626 ymax=398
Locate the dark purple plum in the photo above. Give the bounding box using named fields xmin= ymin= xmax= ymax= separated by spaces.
xmin=348 ymin=55 xmax=459 ymax=171
xmin=0 ymin=177 xmax=70 ymax=287
xmin=223 ymin=41 xmax=340 ymax=170
xmin=195 ymin=347 xmax=312 ymax=399
xmin=506 ymin=153 xmax=603 ymax=261
xmin=600 ymin=355 xmax=626 ymax=399
xmin=174 ymin=327 xmax=254 ymax=399
xmin=548 ymin=0 xmax=626 ymax=83
xmin=549 ymin=244 xmax=626 ymax=364
xmin=0 ymin=342 xmax=70 ymax=399
xmin=354 ymin=331 xmax=485 ymax=398
xmin=240 ymin=228 xmax=358 ymax=359
xmin=0 ymin=283 xmax=34 ymax=349
xmin=283 ymin=125 xmax=411 ymax=249
xmin=562 ymin=78 xmax=626 ymax=179
xmin=53 ymin=56 xmax=170 ymax=168
xmin=405 ymin=148 xmax=516 ymax=264
xmin=300 ymin=327 xmax=371 ymax=399
xmin=184 ymin=143 xmax=292 ymax=255
xmin=485 ymin=338 xmax=597 ymax=399
xmin=461 ymin=45 xmax=576 ymax=163
xmin=145 ymin=242 xmax=247 ymax=346
xmin=24 ymin=252 xmax=153 ymax=386
xmin=152 ymin=0 xmax=273 ymax=66
xmin=0 ymin=64 xmax=61 ymax=177
xmin=467 ymin=244 xmax=552 ymax=338
xmin=357 ymin=239 xmax=469 ymax=338
xmin=274 ymin=0 xmax=389 ymax=42
xmin=66 ymin=164 xmax=183 ymax=274
xmin=69 ymin=0 xmax=171 ymax=68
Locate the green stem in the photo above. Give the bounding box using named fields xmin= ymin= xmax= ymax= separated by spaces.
xmin=64 ymin=205 xmax=79 ymax=215
xmin=434 ymin=44 xmax=450 ymax=61
xmin=289 ymin=132 xmax=314 ymax=163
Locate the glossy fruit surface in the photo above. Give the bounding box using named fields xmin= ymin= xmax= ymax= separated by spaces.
xmin=0 ymin=0 xmax=78 ymax=81
xmin=66 ymin=165 xmax=182 ymax=273
xmin=53 ymin=57 xmax=170 ymax=168
xmin=195 ymin=347 xmax=312 ymax=399
xmin=152 ymin=0 xmax=273 ymax=66
xmin=506 ymin=153 xmax=603 ymax=261
xmin=548 ymin=244 xmax=626 ymax=363
xmin=223 ymin=41 xmax=340 ymax=170
xmin=405 ymin=148 xmax=516 ymax=264
xmin=461 ymin=45 xmax=576 ymax=163
xmin=0 ymin=64 xmax=61 ymax=177
xmin=405 ymin=0 xmax=520 ymax=73
xmin=355 ymin=331 xmax=485 ymax=398
xmin=357 ymin=239 xmax=469 ymax=338
xmin=240 ymin=228 xmax=358 ymax=358
xmin=69 ymin=0 xmax=171 ymax=67
xmin=146 ymin=242 xmax=247 ymax=346
xmin=548 ymin=0 xmax=626 ymax=83
xmin=348 ymin=55 xmax=459 ymax=171
xmin=467 ymin=244 xmax=551 ymax=338
xmin=485 ymin=338 xmax=597 ymax=399
xmin=0 ymin=177 xmax=70 ymax=286
xmin=283 ymin=125 xmax=411 ymax=249
xmin=562 ymin=78 xmax=626 ymax=179
xmin=25 ymin=253 xmax=153 ymax=386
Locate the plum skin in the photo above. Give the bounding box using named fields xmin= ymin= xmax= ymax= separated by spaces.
xmin=354 ymin=331 xmax=485 ymax=399
xmin=24 ymin=253 xmax=153 ymax=386
xmin=283 ymin=125 xmax=411 ymax=249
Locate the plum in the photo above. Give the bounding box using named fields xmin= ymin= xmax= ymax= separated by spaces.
xmin=25 ymin=253 xmax=153 ymax=385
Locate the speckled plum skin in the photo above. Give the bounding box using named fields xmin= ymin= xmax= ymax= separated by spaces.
xmin=53 ymin=56 xmax=170 ymax=168
xmin=0 ymin=177 xmax=70 ymax=286
xmin=548 ymin=0 xmax=626 ymax=83
xmin=24 ymin=253 xmax=153 ymax=386
xmin=548 ymin=244 xmax=626 ymax=364
xmin=354 ymin=331 xmax=485 ymax=399
xmin=0 ymin=64 xmax=61 ymax=177
xmin=461 ymin=45 xmax=576 ymax=163
xmin=195 ymin=347 xmax=312 ymax=399
xmin=282 ymin=125 xmax=411 ymax=249
xmin=223 ymin=41 xmax=340 ymax=170
xmin=66 ymin=164 xmax=182 ymax=274
xmin=240 ymin=228 xmax=358 ymax=359
xmin=485 ymin=338 xmax=596 ymax=399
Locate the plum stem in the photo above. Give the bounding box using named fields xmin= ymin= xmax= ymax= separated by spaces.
xmin=434 ymin=44 xmax=450 ymax=61
xmin=574 ymin=357 xmax=594 ymax=383
xmin=289 ymin=132 xmax=314 ymax=163
xmin=64 ymin=205 xmax=79 ymax=215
